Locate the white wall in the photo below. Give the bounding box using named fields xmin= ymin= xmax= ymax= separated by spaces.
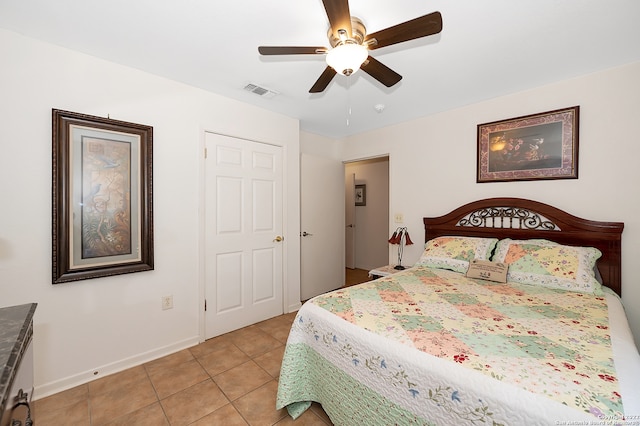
xmin=342 ymin=61 xmax=640 ymax=345
xmin=300 ymin=131 xmax=342 ymax=160
xmin=345 ymin=159 xmax=389 ymax=270
xmin=0 ymin=29 xmax=300 ymax=398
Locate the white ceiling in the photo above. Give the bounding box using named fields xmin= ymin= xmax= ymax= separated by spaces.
xmin=1 ymin=0 xmax=639 ymax=138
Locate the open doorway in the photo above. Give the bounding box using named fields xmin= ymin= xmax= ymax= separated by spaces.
xmin=344 ymin=156 xmax=390 ymax=284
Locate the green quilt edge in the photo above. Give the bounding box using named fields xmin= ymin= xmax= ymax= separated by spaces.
xmin=276 ymin=343 xmax=435 ymax=426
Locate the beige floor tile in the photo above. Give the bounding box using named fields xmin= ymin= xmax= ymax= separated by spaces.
xmin=228 ymin=327 xmax=283 ymax=358
xmin=149 ymin=359 xmax=209 ymax=399
xmin=256 ymin=315 xmax=291 ymax=332
xmin=213 ymin=360 xmax=272 ymax=401
xmin=33 ymin=313 xmax=303 ymax=426
xmin=188 ymin=334 xmax=234 ymax=359
xmin=309 ymin=402 xmax=333 ymax=425
xmin=32 ymin=398 xmax=90 ymax=426
xmin=191 ymin=403 xmax=249 ymax=425
xmin=144 ymin=349 xmax=194 ymax=377
xmin=89 ymin=365 xmax=148 ymax=396
xmin=232 ymin=380 xmax=287 ymax=426
xmin=282 ymin=312 xmax=298 ymax=322
xmin=33 ymin=383 xmax=88 ymax=415
xmin=255 ymin=315 xmax=286 ymax=327
xmin=89 ymin=375 xmax=158 ymax=425
xmin=160 ymin=379 xmax=229 ymax=426
xmin=253 ymin=346 xmax=285 ymax=378
xmin=197 ymin=343 xmax=250 ymax=377
xmin=102 ymin=402 xmax=169 ymax=425
xmin=255 ymin=318 xmax=294 ymax=344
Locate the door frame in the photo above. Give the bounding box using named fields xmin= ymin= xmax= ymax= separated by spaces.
xmin=343 ymin=154 xmax=391 ymax=271
xmin=197 ymin=130 xmax=301 ymax=343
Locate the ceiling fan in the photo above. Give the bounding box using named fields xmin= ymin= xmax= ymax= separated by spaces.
xmin=258 ymin=0 xmax=443 ymax=93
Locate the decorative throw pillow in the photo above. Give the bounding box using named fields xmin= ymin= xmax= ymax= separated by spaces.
xmin=417 ymin=236 xmax=498 ymax=273
xmin=466 ymin=259 xmax=508 ymax=283
xmin=492 ymin=238 xmax=602 ymax=293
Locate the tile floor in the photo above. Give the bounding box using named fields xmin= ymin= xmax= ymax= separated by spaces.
xmin=32 ymin=269 xmax=370 ymax=425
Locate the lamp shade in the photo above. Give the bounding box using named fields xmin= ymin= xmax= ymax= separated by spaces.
xmin=326 ymin=43 xmax=368 ymax=76
xmin=389 ymin=227 xmax=411 ymax=270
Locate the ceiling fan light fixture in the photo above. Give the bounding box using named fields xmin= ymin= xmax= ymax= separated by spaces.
xmin=326 ymin=43 xmax=368 ymax=76
xmin=258 ymin=5 xmax=443 ymax=93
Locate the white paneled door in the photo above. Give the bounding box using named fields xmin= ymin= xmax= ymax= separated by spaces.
xmin=204 ymin=133 xmax=284 ymax=339
xmin=300 ymin=154 xmax=345 ymax=300
xmin=345 ymin=173 xmax=356 ymax=269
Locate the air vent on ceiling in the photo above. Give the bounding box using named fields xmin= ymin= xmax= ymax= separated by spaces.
xmin=243 ymin=83 xmax=279 ymax=99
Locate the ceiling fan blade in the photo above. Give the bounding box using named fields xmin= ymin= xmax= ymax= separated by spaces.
xmin=259 ymin=46 xmax=327 ymax=55
xmin=322 ymin=0 xmax=352 ymax=38
xmin=309 ymin=66 xmax=337 ymax=93
xmin=365 ymin=11 xmax=442 ymax=50
xmin=360 ymin=56 xmax=402 ymax=87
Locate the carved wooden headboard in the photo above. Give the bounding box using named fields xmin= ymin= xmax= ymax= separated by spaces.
xmin=423 ymin=198 xmax=624 ymax=295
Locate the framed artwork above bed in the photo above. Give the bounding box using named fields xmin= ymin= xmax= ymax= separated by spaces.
xmin=477 ymin=106 xmax=579 ymax=183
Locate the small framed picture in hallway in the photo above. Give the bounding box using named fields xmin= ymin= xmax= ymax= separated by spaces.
xmin=355 ymin=184 xmax=366 ymax=206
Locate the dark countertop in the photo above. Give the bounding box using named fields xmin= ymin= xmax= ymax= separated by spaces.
xmin=0 ymin=303 xmax=37 ymax=418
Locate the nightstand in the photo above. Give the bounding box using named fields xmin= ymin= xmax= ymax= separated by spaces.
xmin=368 ymin=264 xmax=408 ymax=279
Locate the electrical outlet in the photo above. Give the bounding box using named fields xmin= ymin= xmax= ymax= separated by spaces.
xmin=161 ymin=295 xmax=173 ymax=310
xmin=394 ymin=213 xmax=404 ymax=223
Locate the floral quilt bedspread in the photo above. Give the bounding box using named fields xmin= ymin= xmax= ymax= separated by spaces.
xmin=277 ymin=266 xmax=624 ymax=425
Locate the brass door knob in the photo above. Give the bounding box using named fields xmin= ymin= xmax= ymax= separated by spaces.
xmin=273 ymin=236 xmax=284 ymax=242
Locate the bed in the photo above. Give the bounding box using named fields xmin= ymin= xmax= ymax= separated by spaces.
xmin=277 ymin=198 xmax=640 ymax=425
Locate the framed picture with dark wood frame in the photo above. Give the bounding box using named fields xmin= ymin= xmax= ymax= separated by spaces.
xmin=355 ymin=184 xmax=366 ymax=206
xmin=477 ymin=106 xmax=579 ymax=183
xmin=52 ymin=109 xmax=154 ymax=284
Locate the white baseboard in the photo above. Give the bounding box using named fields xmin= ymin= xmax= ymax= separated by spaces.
xmin=33 ymin=336 xmax=199 ymax=400
xmin=287 ymin=302 xmax=301 ymax=313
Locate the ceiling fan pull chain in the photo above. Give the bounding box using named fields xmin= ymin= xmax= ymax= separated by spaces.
xmin=346 ymin=77 xmax=353 ymax=126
